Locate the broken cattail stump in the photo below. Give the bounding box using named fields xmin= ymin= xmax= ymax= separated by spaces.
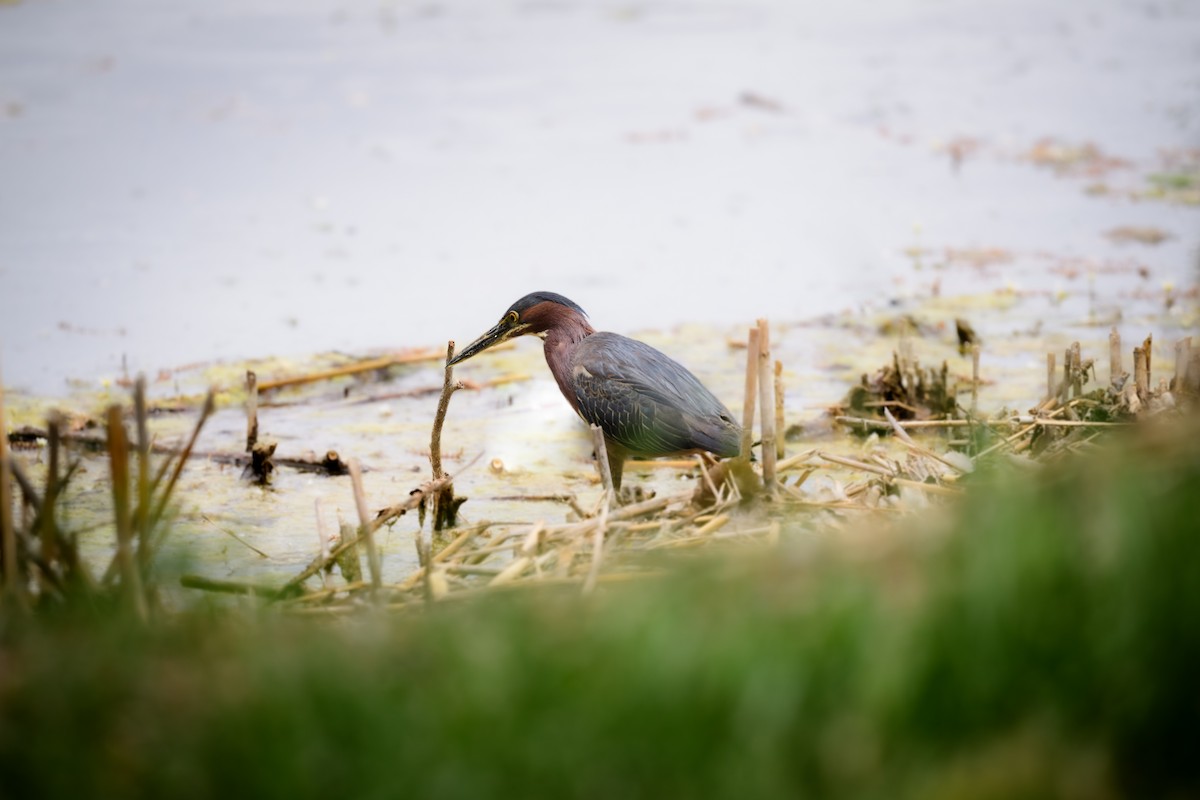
xmin=1061 ymin=346 xmax=1072 ymax=403
xmin=970 ymin=344 xmax=981 ymax=411
xmin=1134 ymin=342 xmax=1149 ymax=403
xmin=245 ymin=370 xmax=259 ymax=452
xmin=741 ymin=326 xmax=759 ymax=459
xmin=244 ymin=441 xmax=276 ymax=485
xmin=1188 ymin=352 xmax=1200 ymax=394
xmin=1070 ymin=342 xmax=1082 ymax=398
xmin=757 ymin=318 xmax=777 ymax=493
xmin=1109 ymin=327 xmax=1122 ymax=387
xmin=773 ymin=360 xmax=785 ymax=461
xmin=1143 ymin=335 xmax=1153 ymax=392
xmin=1046 ymin=352 xmax=1056 ymax=403
xmin=1173 ymin=337 xmax=1191 ymax=392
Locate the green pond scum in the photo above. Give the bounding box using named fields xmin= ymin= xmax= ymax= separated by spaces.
xmin=1 ymin=415 xmax=1198 ymax=799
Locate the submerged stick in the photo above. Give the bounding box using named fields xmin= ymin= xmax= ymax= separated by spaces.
xmin=256 ymin=348 xmax=458 ymax=392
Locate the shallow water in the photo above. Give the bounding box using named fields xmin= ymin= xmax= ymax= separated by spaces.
xmin=1 ymin=0 xmax=1198 ymax=396
xmin=2 ymin=0 xmax=1199 ymax=596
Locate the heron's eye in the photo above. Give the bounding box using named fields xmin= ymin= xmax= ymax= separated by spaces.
xmin=505 ymin=311 xmax=519 ymax=325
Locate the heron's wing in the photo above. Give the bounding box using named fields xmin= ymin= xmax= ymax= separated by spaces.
xmin=570 ymin=333 xmax=740 ymax=457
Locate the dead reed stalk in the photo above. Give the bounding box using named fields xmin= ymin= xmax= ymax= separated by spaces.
xmin=971 ymin=344 xmax=981 ymax=410
xmin=106 ymin=405 xmax=147 ymax=621
xmin=348 ymin=459 xmax=382 ymax=596
xmin=757 ymin=319 xmax=777 ymax=492
xmin=0 ymin=364 xmax=16 ymax=601
xmin=741 ymin=326 xmax=759 ymax=459
xmin=774 ymin=360 xmax=785 ymax=460
xmin=1174 ymin=337 xmax=1191 ymax=392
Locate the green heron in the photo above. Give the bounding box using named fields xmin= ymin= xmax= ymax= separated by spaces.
xmin=449 ymin=291 xmax=742 ymax=490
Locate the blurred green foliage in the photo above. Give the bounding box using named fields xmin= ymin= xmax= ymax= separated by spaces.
xmin=1 ymin=421 xmax=1197 ymax=799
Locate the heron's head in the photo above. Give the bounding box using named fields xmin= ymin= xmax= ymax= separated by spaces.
xmin=449 ymin=292 xmax=589 ymax=365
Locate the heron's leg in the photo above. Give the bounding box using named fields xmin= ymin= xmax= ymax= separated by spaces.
xmin=609 ymin=455 xmax=628 ymax=494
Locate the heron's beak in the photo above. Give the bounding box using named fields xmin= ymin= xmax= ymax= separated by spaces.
xmin=449 ymin=320 xmax=526 ymax=366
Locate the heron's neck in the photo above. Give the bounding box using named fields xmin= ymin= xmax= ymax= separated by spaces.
xmin=543 ymin=317 xmax=595 ymax=412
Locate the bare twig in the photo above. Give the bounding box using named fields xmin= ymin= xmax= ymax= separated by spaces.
xmin=883 ymin=408 xmax=967 ymax=476
xmin=818 ymin=452 xmax=894 ymax=477
xmin=199 ymin=514 xmax=271 ymax=559
xmin=430 ymin=341 xmax=465 ymax=530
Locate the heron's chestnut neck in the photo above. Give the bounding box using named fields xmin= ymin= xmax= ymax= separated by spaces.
xmin=539 ymin=306 xmax=595 ymax=412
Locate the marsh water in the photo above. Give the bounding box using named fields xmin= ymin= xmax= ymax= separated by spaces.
xmin=1 ymin=0 xmax=1198 ymax=592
